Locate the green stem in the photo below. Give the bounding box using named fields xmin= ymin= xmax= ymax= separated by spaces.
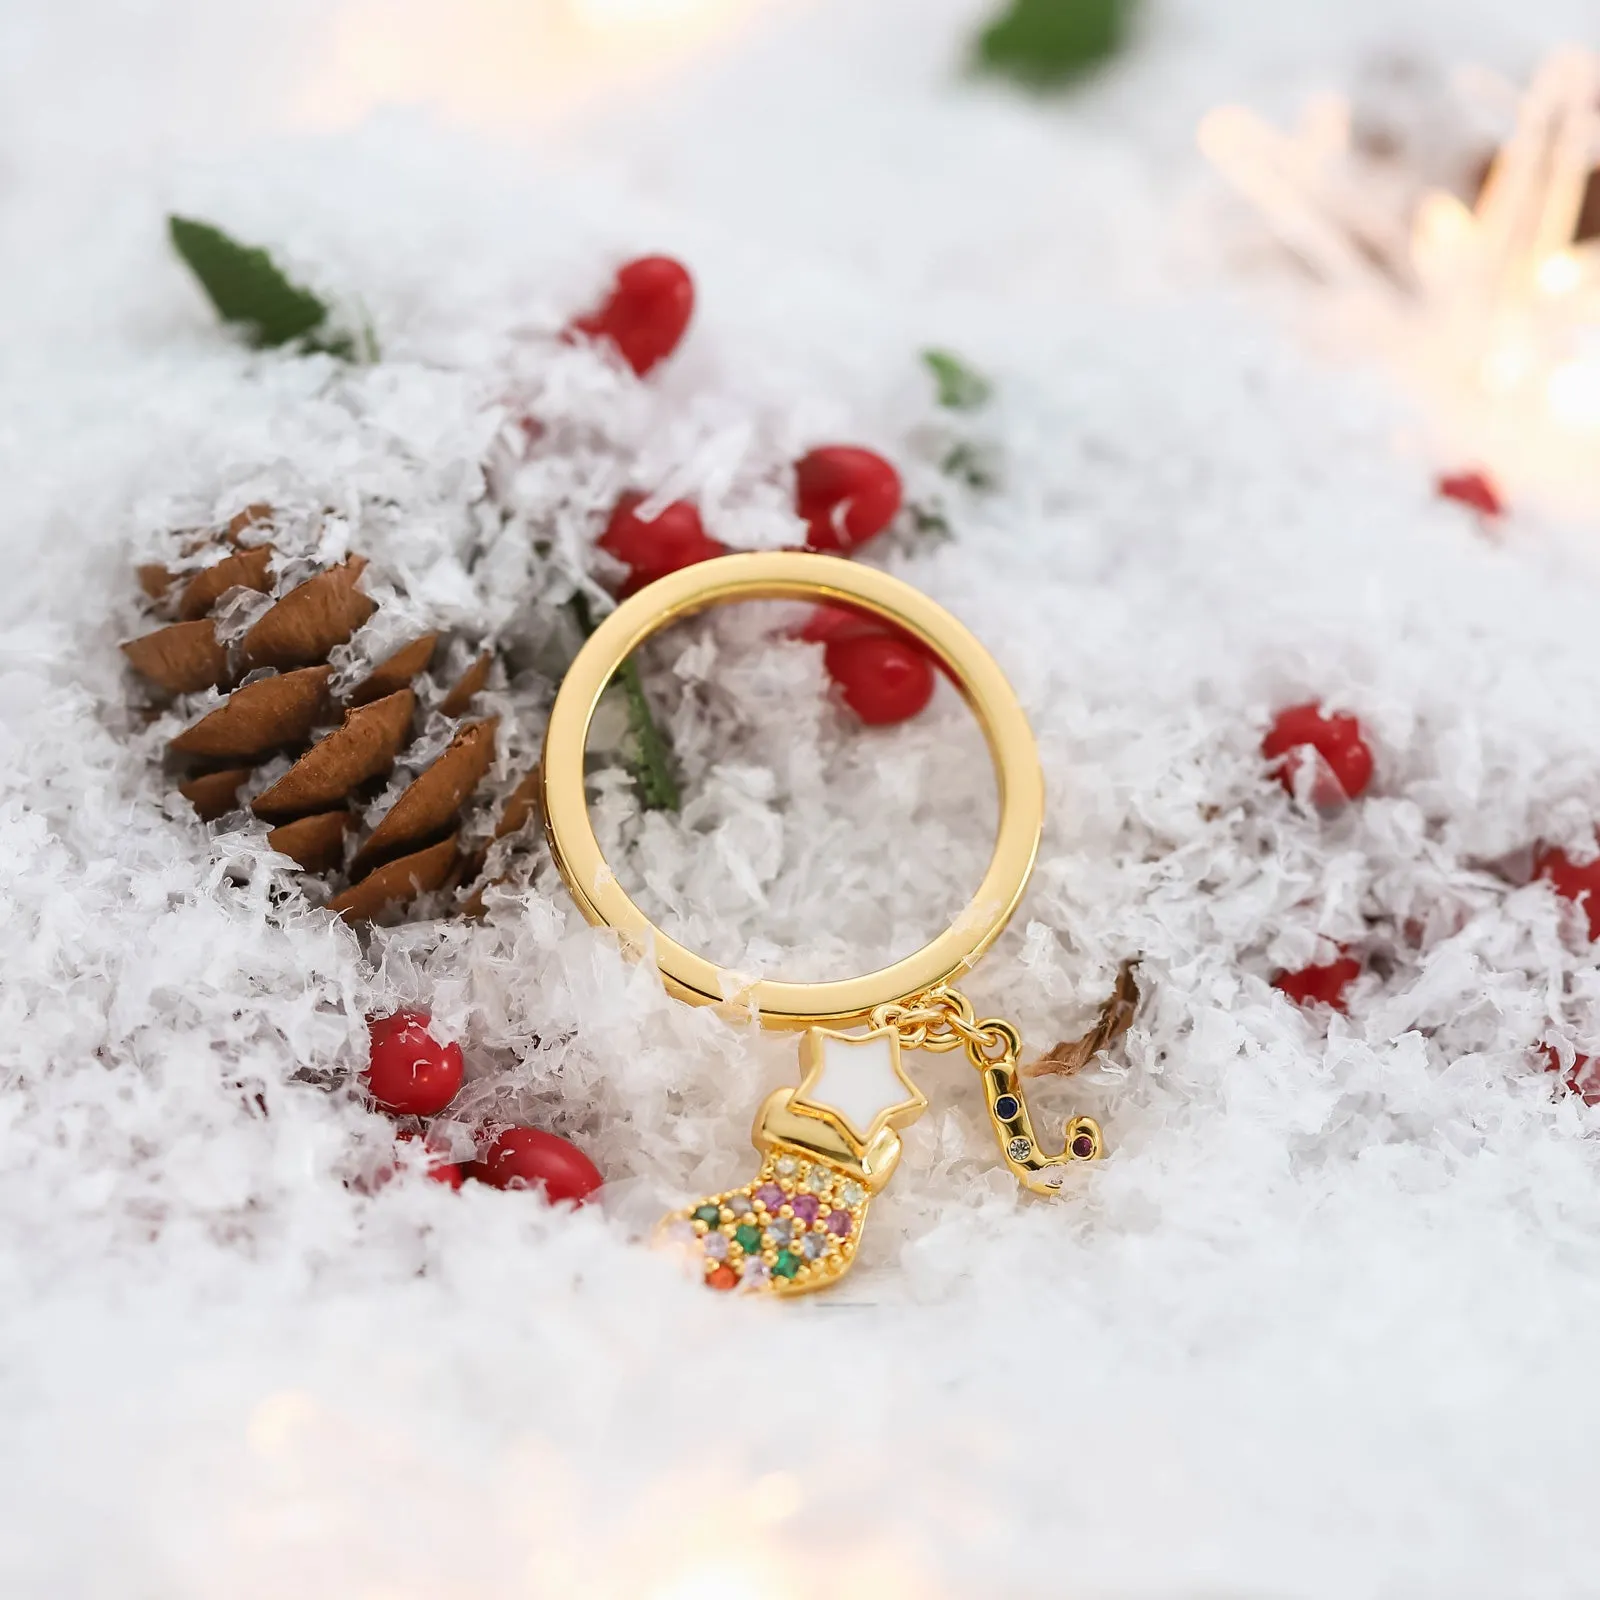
xmin=569 ymin=594 xmax=680 ymax=812
xmin=617 ymin=656 xmax=681 ymax=811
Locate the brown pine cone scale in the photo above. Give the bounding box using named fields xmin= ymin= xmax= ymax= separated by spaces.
xmin=178 ymin=767 xmax=253 ymax=822
xmin=348 ymin=634 xmax=438 ymax=707
xmin=251 ymin=689 xmax=415 ymax=822
xmin=349 ymin=718 xmax=498 ymax=879
xmin=241 ymin=556 xmax=376 ymax=671
xmin=168 ymin=666 xmax=333 ymax=759
xmin=326 ymin=834 xmax=460 ymax=921
xmin=178 ymin=545 xmax=275 ymax=621
xmin=267 ymin=811 xmax=349 ymax=874
xmin=124 ymin=516 xmax=532 ymax=925
xmin=121 ymin=620 xmax=227 ymax=694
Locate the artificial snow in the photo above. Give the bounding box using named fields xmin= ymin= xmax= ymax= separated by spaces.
xmin=5 ymin=0 xmax=1600 ymax=1595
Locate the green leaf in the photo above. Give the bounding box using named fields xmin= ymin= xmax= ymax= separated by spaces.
xmin=569 ymin=594 xmax=681 ymax=812
xmin=907 ymin=503 xmax=956 ymax=542
xmin=941 ymin=441 xmax=1001 ymax=491
xmin=617 ymin=656 xmax=682 ymax=812
xmin=922 ymin=348 xmax=993 ymax=410
xmin=975 ymin=0 xmax=1130 ymax=88
xmin=168 ymin=215 xmax=332 ymax=349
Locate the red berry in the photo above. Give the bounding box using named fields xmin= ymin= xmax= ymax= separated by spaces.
xmin=570 ymin=255 xmax=694 ymax=377
xmin=1540 ymin=1045 xmax=1600 ymax=1105
xmin=470 ymin=1126 xmax=603 ymax=1204
xmin=394 ymin=1128 xmax=465 ymax=1189
xmin=1534 ymin=844 xmax=1600 ymax=940
xmin=1273 ymin=952 xmax=1362 ymax=1011
xmin=1437 ymin=470 xmax=1503 ymax=517
xmin=824 ymin=634 xmax=935 ymax=725
xmin=599 ymin=492 xmax=725 ymax=593
xmin=1262 ymin=703 xmax=1374 ymax=804
xmin=363 ymin=1011 xmax=464 ymax=1117
xmin=795 ymin=447 xmax=902 ymax=552
xmin=798 ymin=604 xmax=902 ymax=647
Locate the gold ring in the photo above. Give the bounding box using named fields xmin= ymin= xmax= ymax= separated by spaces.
xmin=539 ymin=551 xmax=1043 ymax=1027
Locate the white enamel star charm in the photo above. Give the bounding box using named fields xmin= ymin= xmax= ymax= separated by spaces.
xmin=789 ymin=1023 xmax=928 ymax=1148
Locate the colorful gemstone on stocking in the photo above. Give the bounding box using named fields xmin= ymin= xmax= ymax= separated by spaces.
xmin=693 ymin=1204 xmax=721 ymax=1226
xmin=773 ymin=1251 xmax=800 ymax=1279
xmin=805 ymin=1167 xmax=832 ymax=1195
xmin=1071 ymin=1132 xmax=1096 ymax=1159
xmin=767 ymin=1218 xmax=795 ymax=1246
xmin=838 ymin=1180 xmax=865 ymax=1207
xmin=825 ymin=1209 xmax=852 ymax=1237
xmin=702 ymin=1232 xmax=729 ymax=1261
xmin=800 ymin=1231 xmax=828 ymax=1261
xmin=790 ymin=1194 xmax=820 ymax=1224
xmin=741 ymin=1258 xmax=770 ymax=1289
xmin=707 ymin=1265 xmax=738 ymax=1291
xmin=734 ymin=1223 xmax=762 ymax=1254
xmin=754 ymin=1183 xmax=784 ymax=1212
xmin=726 ymin=1194 xmax=753 ymax=1217
xmin=774 ymin=1155 xmax=799 ymax=1179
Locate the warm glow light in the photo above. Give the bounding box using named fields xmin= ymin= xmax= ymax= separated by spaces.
xmin=1480 ymin=336 xmax=1538 ymax=395
xmin=1547 ymin=359 xmax=1600 ymax=427
xmin=1411 ymin=190 xmax=1476 ymax=289
xmin=295 ymin=0 xmax=771 ymax=134
xmin=246 ymin=1388 xmax=319 ymax=1457
xmin=1200 ymin=47 xmax=1600 ymax=510
xmin=571 ymin=0 xmax=730 ymax=24
xmin=649 ymin=1567 xmax=772 ymax=1600
xmin=747 ymin=1472 xmax=802 ymax=1524
xmin=1537 ymin=251 xmax=1585 ymax=295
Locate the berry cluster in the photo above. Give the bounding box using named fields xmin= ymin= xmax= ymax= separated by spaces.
xmin=1259 ymin=702 xmax=1376 ymax=1015
xmin=573 ymin=256 xmax=932 ymax=727
xmin=364 ymin=1009 xmax=602 ymax=1202
xmin=1259 ymin=696 xmax=1600 ymax=1108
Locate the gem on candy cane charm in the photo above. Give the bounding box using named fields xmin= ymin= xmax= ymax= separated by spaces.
xmin=662 ymin=1023 xmax=927 ymax=1296
xmin=873 ymin=985 xmax=1109 ymax=1197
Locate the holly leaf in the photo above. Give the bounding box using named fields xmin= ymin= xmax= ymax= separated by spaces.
xmin=168 ymin=215 xmax=341 ymax=351
xmin=922 ymin=348 xmax=993 ymax=410
xmin=975 ymin=0 xmax=1130 ymax=88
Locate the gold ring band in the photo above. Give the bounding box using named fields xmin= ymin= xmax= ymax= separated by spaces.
xmin=539 ymin=552 xmax=1043 ymax=1027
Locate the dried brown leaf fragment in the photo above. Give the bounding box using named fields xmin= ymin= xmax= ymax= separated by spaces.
xmin=1023 ymin=960 xmax=1141 ymax=1078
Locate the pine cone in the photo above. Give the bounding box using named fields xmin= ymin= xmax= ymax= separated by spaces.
xmin=124 ymin=506 xmax=535 ymax=924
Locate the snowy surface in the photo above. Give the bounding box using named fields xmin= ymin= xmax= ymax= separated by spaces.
xmin=6 ymin=1 xmax=1600 ymax=1595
